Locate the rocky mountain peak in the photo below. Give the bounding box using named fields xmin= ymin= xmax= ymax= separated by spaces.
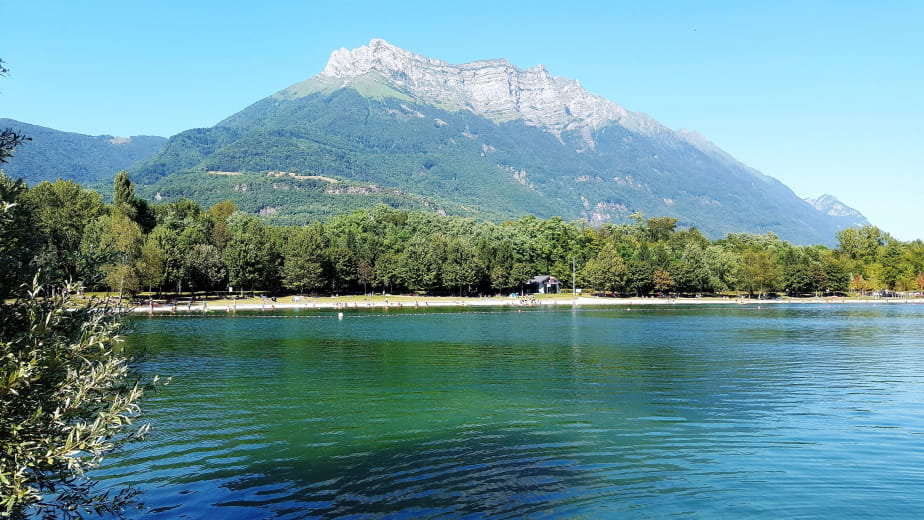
xmin=319 ymin=39 xmax=662 ymax=135
xmin=805 ymin=194 xmax=869 ymax=227
xmin=805 ymin=194 xmax=864 ymax=218
xmin=322 ymin=38 xmax=442 ymax=79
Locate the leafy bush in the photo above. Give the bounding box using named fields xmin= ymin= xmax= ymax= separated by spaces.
xmin=0 ymin=188 xmax=151 ymax=518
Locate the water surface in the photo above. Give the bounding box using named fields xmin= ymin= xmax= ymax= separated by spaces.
xmin=100 ymin=304 xmax=924 ymax=518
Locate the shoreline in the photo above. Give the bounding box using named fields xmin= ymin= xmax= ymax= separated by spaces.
xmin=125 ymin=295 xmax=924 ymax=314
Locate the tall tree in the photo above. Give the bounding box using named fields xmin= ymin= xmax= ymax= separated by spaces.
xmin=144 ymin=225 xmax=183 ymax=294
xmin=581 ymin=243 xmax=627 ymax=293
xmin=24 ymin=180 xmax=104 ymax=282
xmin=880 ymin=240 xmax=913 ymax=290
xmin=737 ymin=249 xmax=781 ymax=297
xmin=836 ymin=225 xmax=884 ymax=264
xmin=113 ymin=170 xmax=136 ymax=219
xmin=399 ymin=233 xmax=441 ymax=292
xmin=704 ymin=245 xmax=738 ymax=294
xmin=821 ymin=251 xmax=851 ymax=294
xmin=112 ymin=170 xmax=154 ymax=231
xmin=442 ymin=236 xmax=479 ymax=296
xmin=86 ymin=214 xmax=143 ymax=299
xmin=653 ymin=267 xmax=675 ymax=294
xmin=646 ymin=216 xmax=678 ymax=242
xmin=136 ymin=236 xmax=166 ymax=294
xmin=223 ymin=214 xmax=278 ymax=295
xmin=280 ymin=223 xmax=328 ymax=294
xmin=206 ymin=200 xmax=237 ymax=251
xmin=185 ymin=244 xmax=227 ymax=295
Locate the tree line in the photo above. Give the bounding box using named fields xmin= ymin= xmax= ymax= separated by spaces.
xmin=3 ymin=170 xmax=924 ymax=302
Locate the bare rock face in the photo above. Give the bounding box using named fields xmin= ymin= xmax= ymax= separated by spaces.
xmin=805 ymin=194 xmax=869 ymax=223
xmin=320 ymin=39 xmax=662 ymax=135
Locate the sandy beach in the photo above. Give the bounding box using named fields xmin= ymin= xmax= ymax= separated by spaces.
xmin=126 ymin=295 xmax=924 ymax=313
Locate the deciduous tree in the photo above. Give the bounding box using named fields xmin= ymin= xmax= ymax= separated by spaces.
xmin=185 ymin=243 xmax=227 ymax=295
xmin=581 ymin=243 xmax=627 ymax=293
xmin=1 ymin=178 xmax=150 ymax=518
xmin=737 ymin=249 xmax=780 ymax=297
xmin=653 ymin=266 xmax=674 ymax=294
xmin=82 ymin=214 xmax=143 ymax=299
xmin=24 ymin=179 xmax=104 ymax=281
xmin=223 ymin=213 xmax=278 ymax=295
xmin=281 ymin=223 xmax=328 ymax=294
xmin=0 ymin=173 xmax=37 ymax=301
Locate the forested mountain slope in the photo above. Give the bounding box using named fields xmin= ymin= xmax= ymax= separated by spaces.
xmin=0 ymin=118 xmax=165 ymax=186
xmin=130 ymin=40 xmax=867 ymax=244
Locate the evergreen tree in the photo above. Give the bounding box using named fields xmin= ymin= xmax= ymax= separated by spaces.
xmin=113 ymin=170 xmax=136 ymax=219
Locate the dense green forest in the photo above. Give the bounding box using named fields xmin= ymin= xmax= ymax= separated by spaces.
xmin=3 ymin=171 xmax=923 ymax=301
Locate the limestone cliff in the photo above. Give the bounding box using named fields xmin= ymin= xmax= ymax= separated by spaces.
xmin=315 ymin=39 xmax=662 ymax=136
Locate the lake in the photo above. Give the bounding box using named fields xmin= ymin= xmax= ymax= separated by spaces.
xmin=98 ymin=304 xmax=924 ymax=518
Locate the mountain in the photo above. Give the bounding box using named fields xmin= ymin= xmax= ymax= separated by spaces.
xmin=805 ymin=194 xmax=869 ymax=229
xmin=0 ymin=118 xmax=166 ymax=187
xmin=135 ymin=39 xmax=865 ymax=245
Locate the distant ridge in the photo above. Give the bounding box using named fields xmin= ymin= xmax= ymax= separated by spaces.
xmin=0 ymin=118 xmax=166 ymax=186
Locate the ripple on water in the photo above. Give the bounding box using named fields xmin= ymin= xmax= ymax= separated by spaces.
xmin=95 ymin=305 xmax=924 ymax=518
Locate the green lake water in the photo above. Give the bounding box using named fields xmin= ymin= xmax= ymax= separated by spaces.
xmin=98 ymin=304 xmax=924 ymax=518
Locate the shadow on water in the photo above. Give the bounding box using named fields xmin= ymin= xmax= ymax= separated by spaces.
xmin=203 ymin=427 xmax=604 ymax=519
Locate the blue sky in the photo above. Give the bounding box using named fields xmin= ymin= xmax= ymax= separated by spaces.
xmin=2 ymin=1 xmax=922 ymax=241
